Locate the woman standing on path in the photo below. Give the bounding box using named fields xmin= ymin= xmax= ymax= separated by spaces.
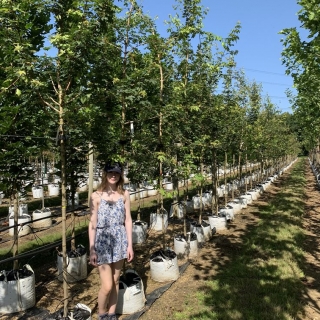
xmin=88 ymin=162 xmax=134 ymax=320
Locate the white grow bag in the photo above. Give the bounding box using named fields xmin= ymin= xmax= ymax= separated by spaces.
xmin=116 ymin=269 xmax=146 ymax=315
xmin=146 ymin=186 xmax=157 ymax=197
xmin=32 ymin=186 xmax=43 ymax=199
xmin=57 ymin=246 xmax=87 ymax=283
xmin=32 ymin=208 xmax=52 ymax=229
xmin=192 ymin=195 xmax=203 ymax=210
xmin=238 ymin=196 xmax=248 ymax=208
xmin=9 ymin=214 xmax=32 ymax=237
xmin=132 ymin=220 xmax=148 ymax=244
xmin=0 ymin=264 xmax=35 ymax=314
xmin=150 ymin=249 xmax=180 ymax=282
xmin=174 ymin=232 xmax=198 ymax=259
xmin=219 ymin=206 xmax=234 ymax=221
xmin=208 ymin=215 xmax=227 ymax=231
xmin=190 ymin=220 xmax=212 ymax=243
xmin=169 ymin=203 xmax=184 ymax=219
xmin=48 ymin=183 xmax=59 ymax=196
xmin=227 ymin=201 xmax=242 ymax=214
xmin=150 ymin=211 xmax=168 ymax=231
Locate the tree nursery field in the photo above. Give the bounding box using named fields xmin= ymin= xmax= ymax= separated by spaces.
xmin=1 ymin=0 xmax=320 ymax=319
xmin=1 ymin=158 xmax=320 ymax=320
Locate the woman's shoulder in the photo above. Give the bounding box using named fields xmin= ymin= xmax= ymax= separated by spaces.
xmin=122 ymin=189 xmax=130 ymax=202
xmin=91 ymin=190 xmax=103 ymax=200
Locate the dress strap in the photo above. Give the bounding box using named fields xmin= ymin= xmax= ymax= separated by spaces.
xmin=95 ymin=191 xmax=103 ymax=198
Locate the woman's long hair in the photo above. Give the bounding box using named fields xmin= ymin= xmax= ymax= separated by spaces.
xmin=97 ymin=171 xmax=125 ymax=195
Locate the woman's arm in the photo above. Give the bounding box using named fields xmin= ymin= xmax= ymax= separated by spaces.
xmin=88 ymin=192 xmax=99 ymax=267
xmin=124 ymin=189 xmax=134 ymax=262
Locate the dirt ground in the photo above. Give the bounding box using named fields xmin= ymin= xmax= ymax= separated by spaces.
xmin=1 ymin=158 xmax=320 ymax=320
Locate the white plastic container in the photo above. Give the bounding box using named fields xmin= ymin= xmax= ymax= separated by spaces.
xmin=189 ymin=222 xmax=205 ymax=244
xmin=32 ymin=208 xmax=52 ymax=229
xmin=247 ymin=190 xmax=258 ymax=201
xmin=227 ymin=201 xmax=242 ymax=215
xmin=178 ymin=180 xmax=184 ymax=188
xmin=192 ymin=195 xmax=202 ymax=210
xmin=57 ymin=247 xmax=87 ymax=283
xmin=238 ymin=197 xmax=248 ymax=209
xmin=150 ymin=212 xmax=168 ymax=231
xmin=174 ymin=232 xmax=198 ymax=259
xmin=208 ymin=215 xmax=227 ymax=231
xmin=217 ymin=187 xmax=224 ymax=198
xmin=132 ymin=220 xmax=148 ymax=244
xmin=146 ymin=186 xmax=157 ymax=197
xmin=139 ymin=188 xmax=148 ymax=199
xmin=116 ymin=270 xmax=146 ymax=315
xmin=150 ymin=250 xmax=179 ymax=282
xmin=8 ymin=204 xmax=28 ymax=217
xmin=92 ymin=178 xmax=100 ymax=189
xmin=241 ymin=193 xmax=253 ymax=205
xmin=32 ymin=186 xmax=43 ymax=199
xmin=163 ymin=182 xmax=173 ymax=190
xmin=0 ymin=264 xmax=35 ymax=314
xmin=48 ymin=184 xmax=59 ymax=196
xmin=202 ymin=222 xmax=212 ymax=241
xmin=72 ymin=304 xmax=91 ymax=320
xmin=169 ymin=203 xmax=184 ymax=219
xmin=202 ymin=192 xmax=212 ymax=208
xmin=219 ymin=206 xmax=234 ymax=221
xmin=9 ymin=214 xmax=32 ymax=237
xmin=124 ymin=176 xmax=130 ymax=184
xmin=129 ymin=190 xmax=137 ymax=202
xmin=78 ymin=180 xmax=87 ymax=192
xmin=19 ymin=204 xmax=28 ymax=215
xmin=54 ymin=176 xmax=61 ymax=184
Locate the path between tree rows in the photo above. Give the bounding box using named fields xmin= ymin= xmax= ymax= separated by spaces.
xmin=129 ymin=158 xmax=320 ymax=320
xmin=2 ymin=158 xmax=320 ymax=320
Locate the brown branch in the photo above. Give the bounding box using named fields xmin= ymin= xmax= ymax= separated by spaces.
xmin=38 ymin=92 xmax=59 ymax=113
xmin=0 ymin=76 xmax=22 ymax=95
xmin=50 ymin=75 xmax=59 ymax=95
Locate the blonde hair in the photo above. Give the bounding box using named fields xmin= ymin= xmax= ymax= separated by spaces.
xmin=97 ymin=171 xmax=125 ymax=195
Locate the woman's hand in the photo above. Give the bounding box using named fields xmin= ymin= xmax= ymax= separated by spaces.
xmin=127 ymin=246 xmax=134 ymax=263
xmin=89 ymin=250 xmax=98 ymax=267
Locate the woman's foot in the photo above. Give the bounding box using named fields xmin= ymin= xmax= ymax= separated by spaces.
xmin=98 ymin=313 xmax=109 ymax=320
xmin=108 ymin=313 xmax=117 ymax=320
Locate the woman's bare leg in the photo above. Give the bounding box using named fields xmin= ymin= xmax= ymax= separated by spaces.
xmin=98 ymin=263 xmax=113 ymax=315
xmin=107 ymin=260 xmax=124 ymax=315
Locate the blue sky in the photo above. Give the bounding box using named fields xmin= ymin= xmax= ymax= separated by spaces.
xmin=140 ymin=0 xmax=304 ymax=113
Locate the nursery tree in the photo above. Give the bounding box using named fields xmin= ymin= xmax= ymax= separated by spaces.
xmin=146 ymin=30 xmax=176 ymax=247
xmin=0 ymin=0 xmax=51 ymax=269
xmin=113 ymin=0 xmax=160 ymax=187
xmin=28 ymin=0 xmax=120 ymax=316
xmin=280 ymin=0 xmax=320 ymax=152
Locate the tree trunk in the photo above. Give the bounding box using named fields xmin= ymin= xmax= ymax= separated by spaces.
xmin=224 ymin=151 xmax=227 ymax=206
xmin=59 ymin=110 xmax=69 ymax=317
xmin=12 ymin=187 xmax=19 ymax=270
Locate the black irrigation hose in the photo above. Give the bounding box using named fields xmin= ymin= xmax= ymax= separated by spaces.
xmin=0 ymin=230 xmax=88 ymax=266
xmin=0 ymin=207 xmax=89 ymax=233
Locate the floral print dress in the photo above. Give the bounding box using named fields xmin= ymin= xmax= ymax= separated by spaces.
xmin=95 ymin=196 xmax=128 ymax=265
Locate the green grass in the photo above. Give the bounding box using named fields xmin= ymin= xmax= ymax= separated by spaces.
xmin=0 ymin=190 xmax=89 ymax=218
xmin=170 ymin=158 xmax=309 ymax=320
xmin=0 ymin=218 xmax=89 ymax=270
